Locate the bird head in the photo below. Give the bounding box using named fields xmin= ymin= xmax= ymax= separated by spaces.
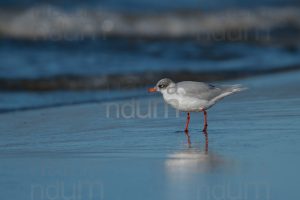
xmin=148 ymin=78 xmax=175 ymax=93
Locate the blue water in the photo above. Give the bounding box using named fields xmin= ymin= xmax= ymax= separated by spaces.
xmin=0 ymin=0 xmax=300 ymax=112
xmin=1 ymin=39 xmax=300 ymax=79
xmin=0 ymin=0 xmax=299 ymax=10
xmin=1 ymin=38 xmax=300 ymax=112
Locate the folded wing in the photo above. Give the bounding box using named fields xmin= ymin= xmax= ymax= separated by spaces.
xmin=176 ymin=81 xmax=246 ymax=102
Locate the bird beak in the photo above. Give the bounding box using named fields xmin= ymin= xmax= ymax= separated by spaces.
xmin=148 ymin=87 xmax=157 ymax=92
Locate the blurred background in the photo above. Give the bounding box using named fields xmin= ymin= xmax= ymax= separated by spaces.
xmin=1 ymin=2 xmax=300 ymax=200
xmin=0 ymin=0 xmax=300 ymax=112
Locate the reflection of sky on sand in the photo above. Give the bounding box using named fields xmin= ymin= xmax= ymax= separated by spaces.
xmin=165 ymin=132 xmax=227 ymax=174
xmin=164 ymin=132 xmax=233 ymax=200
xmin=165 ymin=149 xmax=225 ymax=174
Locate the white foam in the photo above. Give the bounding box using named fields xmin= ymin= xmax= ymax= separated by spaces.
xmin=0 ymin=5 xmax=300 ymax=39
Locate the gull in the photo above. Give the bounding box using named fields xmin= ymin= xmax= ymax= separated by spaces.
xmin=148 ymin=78 xmax=246 ymax=132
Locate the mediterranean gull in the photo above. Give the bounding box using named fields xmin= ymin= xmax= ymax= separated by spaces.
xmin=148 ymin=78 xmax=246 ymax=132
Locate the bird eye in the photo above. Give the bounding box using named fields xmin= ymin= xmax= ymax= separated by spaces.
xmin=158 ymin=84 xmax=164 ymax=88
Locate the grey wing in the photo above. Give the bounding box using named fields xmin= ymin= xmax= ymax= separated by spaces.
xmin=176 ymin=81 xmax=246 ymax=101
xmin=176 ymin=81 xmax=223 ymax=101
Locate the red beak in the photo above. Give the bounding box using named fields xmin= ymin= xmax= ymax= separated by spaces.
xmin=148 ymin=87 xmax=157 ymax=92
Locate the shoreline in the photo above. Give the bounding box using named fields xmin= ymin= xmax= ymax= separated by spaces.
xmin=1 ymin=68 xmax=300 ymax=114
xmin=1 ymin=64 xmax=300 ymax=91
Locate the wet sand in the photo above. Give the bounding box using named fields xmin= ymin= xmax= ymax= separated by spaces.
xmin=0 ymin=71 xmax=300 ymax=200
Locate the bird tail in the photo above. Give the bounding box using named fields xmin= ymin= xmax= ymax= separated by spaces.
xmin=228 ymin=84 xmax=248 ymax=94
xmin=211 ymin=84 xmax=247 ymax=103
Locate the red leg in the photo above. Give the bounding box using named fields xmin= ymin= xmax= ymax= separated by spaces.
xmin=184 ymin=112 xmax=190 ymax=132
xmin=203 ymin=110 xmax=208 ymax=132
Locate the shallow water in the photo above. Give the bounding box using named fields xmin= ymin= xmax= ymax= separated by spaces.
xmin=1 ymin=2 xmax=300 ymax=112
xmin=2 ymin=39 xmax=300 ymax=79
xmin=1 ymin=38 xmax=300 ymax=112
xmin=0 ymin=71 xmax=300 ymax=200
xmin=1 ymin=0 xmax=299 ymax=11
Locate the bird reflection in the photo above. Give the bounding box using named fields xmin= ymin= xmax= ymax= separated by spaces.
xmin=184 ymin=131 xmax=192 ymax=148
xmin=184 ymin=130 xmax=208 ymax=153
xmin=166 ymin=130 xmax=224 ymax=174
xmin=203 ymin=130 xmax=208 ymax=154
xmin=165 ymin=131 xmax=231 ymax=200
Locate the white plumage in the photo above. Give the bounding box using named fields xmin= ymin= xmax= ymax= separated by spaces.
xmin=160 ymin=80 xmax=246 ymax=111
xmin=148 ymin=78 xmax=246 ymax=132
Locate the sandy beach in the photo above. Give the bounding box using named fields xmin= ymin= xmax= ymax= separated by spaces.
xmin=1 ymin=0 xmax=300 ymax=199
xmin=0 ymin=70 xmax=300 ymax=200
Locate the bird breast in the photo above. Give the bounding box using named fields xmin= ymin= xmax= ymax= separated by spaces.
xmin=162 ymin=91 xmax=208 ymax=112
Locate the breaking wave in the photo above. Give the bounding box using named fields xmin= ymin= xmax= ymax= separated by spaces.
xmin=1 ymin=65 xmax=300 ymax=91
xmin=0 ymin=5 xmax=300 ymax=40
